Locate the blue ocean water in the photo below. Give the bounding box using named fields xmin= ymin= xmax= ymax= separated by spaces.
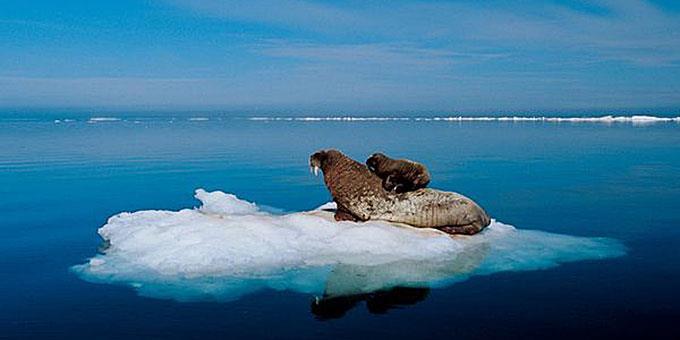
xmin=1 ymin=114 xmax=679 ymax=338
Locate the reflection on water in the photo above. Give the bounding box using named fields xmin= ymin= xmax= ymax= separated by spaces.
xmin=1 ymin=118 xmax=676 ymax=337
xmin=310 ymin=242 xmax=489 ymax=319
xmin=320 ymin=242 xmax=489 ymax=298
xmin=311 ymin=287 xmax=430 ymax=320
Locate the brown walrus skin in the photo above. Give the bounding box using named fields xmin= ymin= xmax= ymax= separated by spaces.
xmin=309 ymin=149 xmax=491 ymax=235
xmin=366 ymin=152 xmax=431 ymax=193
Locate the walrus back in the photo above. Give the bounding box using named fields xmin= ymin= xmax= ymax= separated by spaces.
xmin=396 ymin=161 xmax=431 ymax=189
xmin=376 ymin=189 xmax=490 ymax=231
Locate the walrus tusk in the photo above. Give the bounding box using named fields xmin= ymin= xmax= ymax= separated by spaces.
xmin=313 ymin=166 xmax=319 ymax=176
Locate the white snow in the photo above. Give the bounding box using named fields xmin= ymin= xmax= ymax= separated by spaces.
xmin=73 ymin=189 xmax=625 ymax=301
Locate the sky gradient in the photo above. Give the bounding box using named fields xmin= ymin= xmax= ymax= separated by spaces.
xmin=1 ymin=0 xmax=679 ymax=112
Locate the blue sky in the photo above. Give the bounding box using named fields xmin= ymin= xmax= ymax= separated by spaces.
xmin=1 ymin=0 xmax=679 ymax=112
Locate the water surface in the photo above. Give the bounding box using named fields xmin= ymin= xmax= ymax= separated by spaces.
xmin=1 ymin=115 xmax=679 ymax=338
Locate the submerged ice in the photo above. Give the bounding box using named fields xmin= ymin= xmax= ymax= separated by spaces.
xmin=73 ymin=189 xmax=625 ymax=302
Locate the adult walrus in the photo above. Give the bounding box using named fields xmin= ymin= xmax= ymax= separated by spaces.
xmin=309 ymin=149 xmax=491 ymax=235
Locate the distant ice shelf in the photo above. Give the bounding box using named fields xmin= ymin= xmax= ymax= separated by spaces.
xmin=248 ymin=115 xmax=680 ymax=124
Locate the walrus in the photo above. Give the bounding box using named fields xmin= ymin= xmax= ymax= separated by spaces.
xmin=366 ymin=152 xmax=431 ymax=193
xmin=309 ymin=149 xmax=491 ymax=235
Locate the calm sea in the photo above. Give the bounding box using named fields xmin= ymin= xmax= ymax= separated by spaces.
xmin=1 ymin=113 xmax=679 ymax=339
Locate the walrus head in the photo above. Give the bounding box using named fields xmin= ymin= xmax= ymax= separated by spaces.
xmin=366 ymin=152 xmax=388 ymax=172
xmin=309 ymin=149 xmax=342 ymax=176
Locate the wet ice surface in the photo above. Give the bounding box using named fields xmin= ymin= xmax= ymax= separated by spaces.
xmin=73 ymin=189 xmax=625 ymax=302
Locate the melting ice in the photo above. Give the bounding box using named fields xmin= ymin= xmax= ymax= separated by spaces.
xmin=73 ymin=189 xmax=625 ymax=302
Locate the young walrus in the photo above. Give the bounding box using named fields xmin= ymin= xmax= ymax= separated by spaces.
xmin=310 ymin=149 xmax=490 ymax=235
xmin=366 ymin=153 xmax=431 ymax=193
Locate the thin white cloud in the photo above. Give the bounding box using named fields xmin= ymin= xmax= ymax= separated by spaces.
xmin=3 ymin=66 xmax=676 ymax=111
xmin=253 ymin=41 xmax=509 ymax=70
xmin=166 ymin=0 xmax=369 ymax=33
xmin=2 ymin=1 xmax=678 ymax=110
xmin=171 ymin=0 xmax=680 ymax=67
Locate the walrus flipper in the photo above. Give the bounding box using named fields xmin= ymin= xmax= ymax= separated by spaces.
xmin=384 ymin=173 xmax=420 ymax=193
xmin=382 ymin=175 xmax=402 ymax=193
xmin=334 ymin=204 xmax=361 ymax=222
